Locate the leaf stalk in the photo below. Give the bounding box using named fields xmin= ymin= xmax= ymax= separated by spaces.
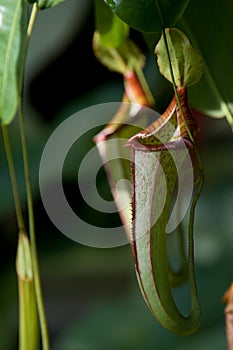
xmin=18 ymin=4 xmax=50 ymax=350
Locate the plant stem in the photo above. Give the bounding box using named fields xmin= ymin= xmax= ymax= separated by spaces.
xmin=134 ymin=64 xmax=155 ymax=107
xmin=1 ymin=125 xmax=25 ymax=232
xmin=19 ymin=4 xmax=50 ymax=349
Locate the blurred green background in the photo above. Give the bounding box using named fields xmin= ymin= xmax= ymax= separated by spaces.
xmin=0 ymin=1 xmax=233 ymax=349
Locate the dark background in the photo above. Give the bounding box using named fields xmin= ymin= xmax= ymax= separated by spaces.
xmin=0 ymin=1 xmax=233 ymax=349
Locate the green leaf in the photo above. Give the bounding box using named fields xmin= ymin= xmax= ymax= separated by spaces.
xmin=179 ymin=0 xmax=233 ymax=128
xmin=95 ymin=0 xmax=129 ymax=47
xmin=104 ymin=0 xmax=190 ymax=32
xmin=93 ymin=32 xmax=145 ymax=74
xmin=155 ymin=28 xmax=203 ymax=88
xmin=16 ymin=232 xmax=39 ymax=350
xmin=38 ymin=0 xmax=64 ymax=9
xmin=0 ymin=0 xmax=29 ymax=125
xmin=93 ymin=0 xmax=144 ymax=74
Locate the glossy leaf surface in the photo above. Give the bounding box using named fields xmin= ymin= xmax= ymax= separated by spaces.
xmin=104 ymin=0 xmax=190 ymax=32
xmin=94 ymin=0 xmax=144 ymax=74
xmin=0 ymin=0 xmax=28 ymax=124
xmin=95 ymin=0 xmax=129 ymax=47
